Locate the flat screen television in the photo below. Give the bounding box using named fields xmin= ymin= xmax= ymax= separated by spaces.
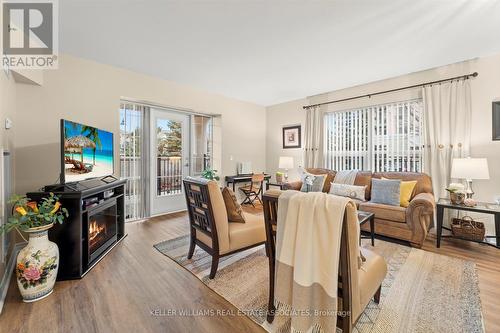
xmin=61 ymin=119 xmax=114 ymax=183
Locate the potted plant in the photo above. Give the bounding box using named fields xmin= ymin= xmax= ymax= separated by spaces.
xmin=201 ymin=168 xmax=220 ymax=181
xmin=446 ymin=183 xmax=466 ymax=205
xmin=0 ymin=193 xmax=68 ymax=302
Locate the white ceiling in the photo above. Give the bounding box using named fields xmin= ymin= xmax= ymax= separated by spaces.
xmin=60 ymin=0 xmax=500 ymax=106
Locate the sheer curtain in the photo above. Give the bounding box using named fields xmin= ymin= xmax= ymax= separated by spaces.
xmin=304 ymin=105 xmax=323 ymax=168
xmin=422 ymin=79 xmax=471 ymax=199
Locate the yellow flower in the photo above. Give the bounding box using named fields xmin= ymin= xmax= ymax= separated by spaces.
xmin=50 ymin=202 xmax=61 ymax=215
xmin=15 ymin=206 xmax=27 ymax=216
xmin=17 ymin=263 xmax=25 ymax=271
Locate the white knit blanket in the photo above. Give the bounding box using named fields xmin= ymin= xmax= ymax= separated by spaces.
xmin=273 ymin=191 xmax=351 ymax=333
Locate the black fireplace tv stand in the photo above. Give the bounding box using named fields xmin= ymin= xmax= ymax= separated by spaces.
xmin=27 ymin=179 xmax=127 ymax=280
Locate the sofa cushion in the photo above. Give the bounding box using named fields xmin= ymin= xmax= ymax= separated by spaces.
xmin=370 ymin=178 xmax=401 ymax=206
xmin=329 ymin=183 xmax=366 ymax=201
xmin=300 ymin=171 xmax=327 ymax=192
xmin=304 ymin=168 xmax=336 ymax=192
xmin=354 ymin=171 xmax=373 ymax=200
xmin=222 ymin=187 xmax=246 ymax=223
xmin=358 ymin=248 xmax=388 ymax=310
xmin=373 ymin=172 xmax=433 ymax=197
xmin=382 ymin=177 xmax=418 ymax=207
xmin=358 ymin=202 xmax=407 ymax=223
xmin=228 ymin=212 xmax=266 ymax=252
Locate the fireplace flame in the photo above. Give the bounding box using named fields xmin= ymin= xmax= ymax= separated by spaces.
xmin=89 ymin=220 xmax=106 ymax=242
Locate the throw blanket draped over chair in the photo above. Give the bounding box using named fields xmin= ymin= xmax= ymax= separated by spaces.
xmin=274 ymin=191 xmax=351 ymax=332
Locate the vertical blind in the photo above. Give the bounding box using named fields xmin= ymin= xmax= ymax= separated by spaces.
xmin=324 ymin=99 xmax=423 ymax=172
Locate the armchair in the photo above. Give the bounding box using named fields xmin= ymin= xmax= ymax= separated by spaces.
xmin=183 ymin=177 xmax=267 ymax=279
xmin=262 ymin=190 xmax=387 ymax=332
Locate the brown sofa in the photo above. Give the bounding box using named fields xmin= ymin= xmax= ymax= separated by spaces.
xmin=284 ymin=169 xmax=435 ymax=248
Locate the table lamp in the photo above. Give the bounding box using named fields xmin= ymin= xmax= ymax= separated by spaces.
xmin=278 ymin=156 xmax=294 ymax=182
xmin=451 ymin=157 xmax=489 ymax=199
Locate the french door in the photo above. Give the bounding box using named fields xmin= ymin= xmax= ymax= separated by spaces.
xmin=150 ymin=109 xmax=190 ymax=216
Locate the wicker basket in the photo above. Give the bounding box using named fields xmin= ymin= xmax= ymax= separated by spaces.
xmin=451 ymin=216 xmax=485 ymax=241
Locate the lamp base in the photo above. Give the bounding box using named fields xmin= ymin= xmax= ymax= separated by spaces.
xmin=465 ymin=180 xmax=474 ymax=199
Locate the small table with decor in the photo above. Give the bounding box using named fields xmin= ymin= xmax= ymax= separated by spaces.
xmin=436 ymin=198 xmax=500 ymax=249
xmin=358 ymin=211 xmax=375 ymax=246
xmin=265 ymin=181 xmax=288 ymax=191
xmin=225 ymin=173 xmax=271 ymax=191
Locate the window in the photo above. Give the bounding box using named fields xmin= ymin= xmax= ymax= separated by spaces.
xmin=191 ymin=115 xmax=213 ymax=176
xmin=324 ymin=99 xmax=423 ymax=172
xmin=120 ymin=103 xmax=146 ymax=221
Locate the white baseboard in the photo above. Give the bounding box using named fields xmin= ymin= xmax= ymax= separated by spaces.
xmin=0 ymin=242 xmax=25 ymax=315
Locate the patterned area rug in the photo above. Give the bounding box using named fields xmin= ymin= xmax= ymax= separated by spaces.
xmin=154 ymin=236 xmax=484 ymax=333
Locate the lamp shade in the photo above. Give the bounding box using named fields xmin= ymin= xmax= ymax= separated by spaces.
xmin=451 ymin=158 xmax=489 ymax=180
xmin=279 ymin=156 xmax=294 ymax=169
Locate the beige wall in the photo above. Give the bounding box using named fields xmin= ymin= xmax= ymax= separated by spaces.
xmin=14 ymin=54 xmax=266 ymax=194
xmin=266 ymin=98 xmax=306 ymax=182
xmin=266 ymin=53 xmax=500 ymax=203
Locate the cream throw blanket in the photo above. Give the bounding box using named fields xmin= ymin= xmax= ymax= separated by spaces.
xmin=274 ymin=191 xmax=351 ymax=333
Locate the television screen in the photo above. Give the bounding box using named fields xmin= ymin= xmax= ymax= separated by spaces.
xmin=61 ymin=120 xmax=114 ymax=183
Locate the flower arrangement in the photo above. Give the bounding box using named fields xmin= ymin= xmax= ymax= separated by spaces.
xmin=276 ymin=171 xmax=284 ymax=183
xmin=446 ymin=183 xmax=466 ymax=205
xmin=0 ymin=193 xmax=69 ymax=235
xmin=201 ymin=168 xmax=220 ymax=181
xmin=446 ymin=183 xmax=465 ymax=193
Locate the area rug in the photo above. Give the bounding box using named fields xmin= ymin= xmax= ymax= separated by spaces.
xmin=154 ymin=236 xmax=484 ymax=333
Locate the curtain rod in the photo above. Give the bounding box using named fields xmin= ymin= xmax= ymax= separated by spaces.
xmin=120 ymin=97 xmax=221 ymax=117
xmin=303 ymin=72 xmax=478 ymax=110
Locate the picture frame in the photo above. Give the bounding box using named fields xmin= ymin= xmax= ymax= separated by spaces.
xmin=493 ymin=101 xmax=500 ymax=141
xmin=282 ymin=125 xmax=301 ymax=149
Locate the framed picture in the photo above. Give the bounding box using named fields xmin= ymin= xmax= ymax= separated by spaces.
xmin=282 ymin=125 xmax=301 ymax=149
xmin=493 ymin=101 xmax=500 ymax=140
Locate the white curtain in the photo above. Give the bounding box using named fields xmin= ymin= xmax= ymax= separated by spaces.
xmin=422 ymin=79 xmax=471 ymax=199
xmin=304 ymin=105 xmax=323 ymax=168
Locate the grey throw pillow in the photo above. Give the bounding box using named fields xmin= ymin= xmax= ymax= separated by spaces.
xmin=370 ymin=178 xmax=401 ymax=206
xmin=300 ymin=172 xmax=326 ymax=192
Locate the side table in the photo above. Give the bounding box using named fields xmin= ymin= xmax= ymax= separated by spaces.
xmin=436 ymin=198 xmax=500 ymax=249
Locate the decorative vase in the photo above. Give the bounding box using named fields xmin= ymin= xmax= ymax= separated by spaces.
xmin=16 ymin=223 xmax=59 ymax=302
xmin=449 ymin=192 xmax=465 ymax=205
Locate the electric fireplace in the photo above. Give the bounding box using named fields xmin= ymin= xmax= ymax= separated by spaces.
xmin=87 ymin=200 xmax=117 ymax=264
xmin=27 ymin=180 xmax=126 ymax=280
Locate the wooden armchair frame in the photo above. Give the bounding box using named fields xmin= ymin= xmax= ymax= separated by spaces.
xmin=263 ymin=192 xmax=379 ymax=333
xmin=183 ymin=178 xmax=267 ymax=279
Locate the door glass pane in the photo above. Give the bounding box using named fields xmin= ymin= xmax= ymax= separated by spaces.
xmin=120 ymin=103 xmax=145 ymax=221
xmin=156 ymin=118 xmax=183 ymax=196
xmin=192 ymin=116 xmax=213 ymax=176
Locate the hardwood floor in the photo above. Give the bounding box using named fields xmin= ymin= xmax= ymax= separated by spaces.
xmin=0 ymin=211 xmax=264 ymax=333
xmin=0 ymin=205 xmax=498 ymax=333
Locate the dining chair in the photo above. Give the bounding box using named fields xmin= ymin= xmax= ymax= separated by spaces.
xmin=239 ymin=173 xmax=265 ymax=207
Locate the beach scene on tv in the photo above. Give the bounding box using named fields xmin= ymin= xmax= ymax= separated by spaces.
xmin=63 ymin=120 xmax=114 ymax=182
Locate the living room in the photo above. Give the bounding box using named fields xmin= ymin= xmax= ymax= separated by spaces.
xmin=0 ymin=1 xmax=499 ymax=332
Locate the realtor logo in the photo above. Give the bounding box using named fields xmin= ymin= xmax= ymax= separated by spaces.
xmin=2 ymin=0 xmax=58 ymax=69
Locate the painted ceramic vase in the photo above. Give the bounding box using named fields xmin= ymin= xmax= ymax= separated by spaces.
xmin=16 ymin=224 xmax=59 ymax=302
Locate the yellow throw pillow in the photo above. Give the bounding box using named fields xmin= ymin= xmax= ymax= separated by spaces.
xmin=382 ymin=178 xmax=417 ymax=207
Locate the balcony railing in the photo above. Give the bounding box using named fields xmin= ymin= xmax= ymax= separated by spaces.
xmin=156 ymin=156 xmax=182 ymax=196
